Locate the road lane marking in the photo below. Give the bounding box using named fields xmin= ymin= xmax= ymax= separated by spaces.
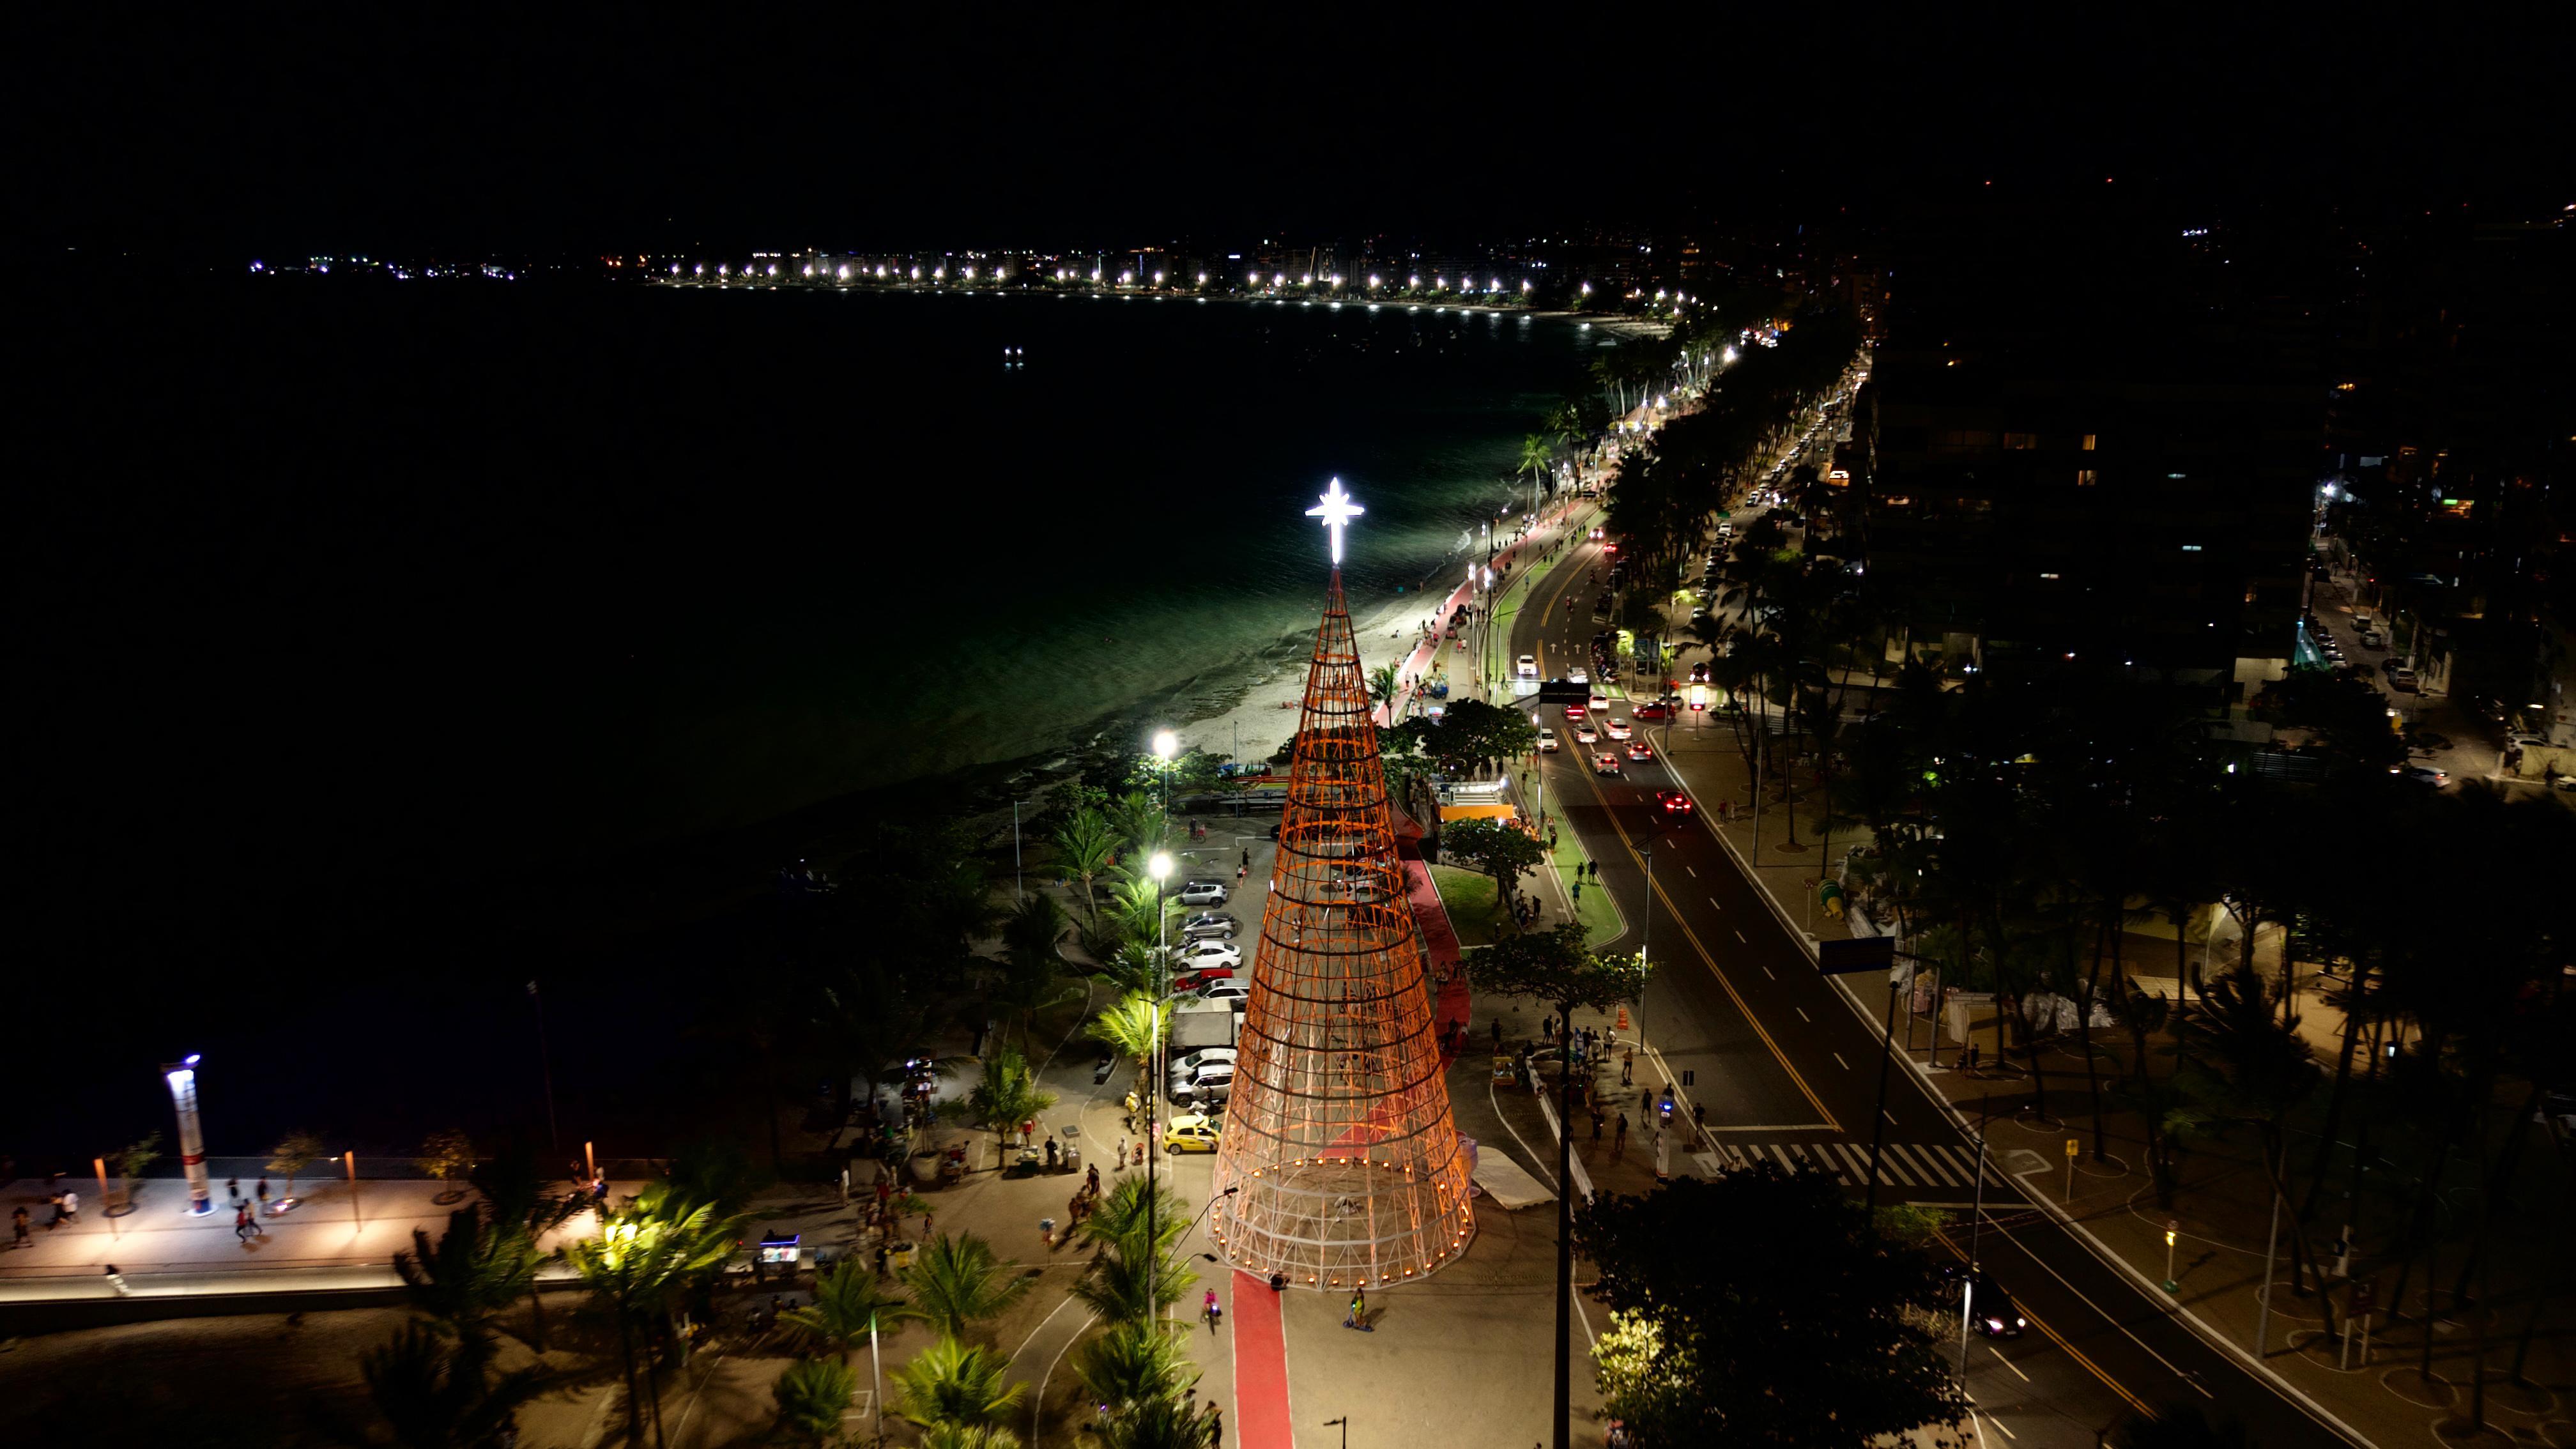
xmin=1570 ymin=756 xmax=1839 ymax=1131
xmin=1795 ymin=1007 xmax=1810 ymax=1022
xmin=1964 ymin=1213 xmax=2207 ymax=1402
xmin=1684 ymin=864 xmax=1696 ymax=877
xmin=1988 ymin=1345 xmax=2031 ymax=1382
xmin=1708 ymin=895 xmax=1722 ymax=910
xmin=1761 ymin=965 xmax=1774 ymax=979
xmin=1988 ymin=1415 xmax=2017 ymax=1440
xmin=1833 ymin=1052 xmax=1850 ymax=1070
xmin=1734 ymin=929 xmax=1746 ymax=942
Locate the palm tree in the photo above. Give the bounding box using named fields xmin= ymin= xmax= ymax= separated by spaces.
xmin=955 ymin=1048 xmax=1058 ymax=1142
xmin=783 ymin=1259 xmax=919 ymax=1367
xmin=1087 ymin=992 xmax=1166 ymax=1075
xmin=1078 ymin=1392 xmax=1208 ymax=1449
xmin=564 ymin=1184 xmax=745 ymax=1446
xmin=468 ymin=1144 xmax=583 ymax=1354
xmin=358 ymin=1320 xmax=556 ymax=1449
xmin=1518 ymin=433 xmax=1554 ymax=498
xmin=992 ymin=895 xmax=1083 ymax=1052
xmin=1096 ymin=946 xmax=1163 ymax=1000
xmin=1052 ymin=808 xmax=1120 ymax=927
xmin=1103 ymin=873 xmax=1172 ymax=949
xmin=890 ymin=1334 xmax=1025 ymax=1438
xmin=1367 ymin=663 xmax=1400 ymax=710
xmin=1070 ymin=1317 xmax=1200 ymax=1413
xmin=1069 ymin=1241 xmax=1195 ymax=1324
xmin=900 ymin=1232 xmax=1033 ymax=1340
xmin=392 ymin=1206 xmax=540 ymax=1383
xmin=772 ymin=1358 xmax=858 ymax=1446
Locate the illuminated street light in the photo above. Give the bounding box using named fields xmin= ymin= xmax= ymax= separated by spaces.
xmin=1154 ymin=730 xmax=1178 ymax=763
xmin=162 ymin=1055 xmax=214 ymax=1215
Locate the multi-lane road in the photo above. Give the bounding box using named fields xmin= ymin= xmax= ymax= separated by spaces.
xmin=1503 ymin=528 xmax=2361 ymax=1449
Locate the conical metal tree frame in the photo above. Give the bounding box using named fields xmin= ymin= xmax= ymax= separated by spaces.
xmin=1209 ymin=571 xmax=1475 ymax=1288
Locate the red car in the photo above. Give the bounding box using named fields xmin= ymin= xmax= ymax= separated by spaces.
xmin=1655 ymin=790 xmax=1694 ymax=815
xmin=1634 ymin=700 xmax=1673 ymax=719
xmin=1563 ymin=703 xmax=1588 ymax=719
xmin=1178 ymin=967 xmax=1241 ymax=991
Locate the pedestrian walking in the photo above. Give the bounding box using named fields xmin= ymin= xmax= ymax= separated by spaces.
xmin=234 ymin=1205 xmax=254 ymax=1242
xmin=1041 ymin=1216 xmax=1057 ymax=1248
xmin=1693 ymin=1101 xmax=1707 ymax=1142
xmin=1115 ymin=1136 xmax=1128 ymax=1169
xmin=57 ymin=1188 xmax=79 ymax=1226
xmin=921 ymin=1207 xmax=934 ymax=1239
xmin=1203 ymin=1288 xmax=1223 ymax=1332
xmin=226 ymin=1177 xmax=243 ymax=1208
xmin=1491 ymin=1018 xmax=1503 ymax=1049
xmin=10 ymin=1206 xmax=29 ymax=1248
xmin=1208 ymin=1406 xmax=1224 ymax=1446
xmin=1572 ymin=878 xmax=1583 ymax=904
xmin=1241 ymin=847 xmax=1251 ymax=869
xmin=103 ymin=1263 xmax=130 ymax=1296
xmin=1086 ymin=1163 xmax=1101 ymax=1195
xmin=1344 ymin=1287 xmax=1369 ymax=1330
xmin=256 ymin=1178 xmax=271 ymax=1214
xmin=1613 ymin=1113 xmax=1629 ymax=1162
xmin=1621 ymin=1046 xmax=1634 ymax=1085
xmin=1588 ymin=1107 xmax=1602 ymax=1142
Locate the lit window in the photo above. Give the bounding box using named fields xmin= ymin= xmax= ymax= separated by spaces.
xmin=2039 ymin=572 xmax=2061 ymax=580
xmin=2076 ymin=470 xmax=2098 ymax=487
xmin=2181 ymin=544 xmax=2204 ymax=552
xmin=2081 ymin=434 xmax=2098 ymax=451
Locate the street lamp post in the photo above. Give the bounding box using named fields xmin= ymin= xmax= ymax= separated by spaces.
xmin=160 ymin=1055 xmax=213 ymax=1215
xmin=1146 ymin=850 xmax=1174 ymax=1315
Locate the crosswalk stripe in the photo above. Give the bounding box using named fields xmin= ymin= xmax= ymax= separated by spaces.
xmin=1891 ymin=1142 xmax=1957 ymax=1187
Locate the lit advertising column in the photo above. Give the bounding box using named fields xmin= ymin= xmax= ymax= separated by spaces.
xmin=162 ymin=1055 xmax=214 ymax=1215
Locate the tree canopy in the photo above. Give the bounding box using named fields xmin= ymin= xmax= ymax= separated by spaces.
xmin=1575 ymin=1167 xmax=1967 ymax=1448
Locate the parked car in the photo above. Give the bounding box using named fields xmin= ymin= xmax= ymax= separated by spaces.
xmin=1177 ymin=965 xmax=1241 ymax=991
xmin=1196 ymin=981 xmax=1252 ymax=1007
xmin=1163 ymin=1114 xmax=1223 ymax=1153
xmin=1593 ymin=753 xmax=1623 ymax=776
xmin=1179 ymin=882 xmax=1228 ymax=907
xmin=1181 ymin=912 xmax=1239 ymax=940
xmin=2394 ymin=763 xmax=2448 ymax=788
xmin=1605 ymin=718 xmax=1632 ymax=740
xmin=1167 ymin=1047 xmax=1238 ymax=1082
xmin=2386 ymin=666 xmax=2419 ymax=691
xmin=2359 ymin=630 xmax=2386 ymax=650
xmin=1655 ymin=789 xmax=1693 ymax=815
xmin=1170 ymin=1062 xmax=1235 ymax=1105
xmin=1176 ymin=939 xmax=1243 ymax=970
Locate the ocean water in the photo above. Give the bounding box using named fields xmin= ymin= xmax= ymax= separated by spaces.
xmin=16 ymin=278 xmax=1606 ymax=1155
xmin=25 ymin=280 xmax=1598 ymax=918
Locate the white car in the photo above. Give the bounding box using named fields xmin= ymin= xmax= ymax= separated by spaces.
xmin=1574 ymin=723 xmax=1598 ymax=744
xmin=1167 ymin=1047 xmax=1239 ymax=1082
xmin=1517 ymin=654 xmax=1538 ymax=678
xmin=1176 ymin=939 xmax=1243 ymax=970
xmin=1537 ymin=732 xmax=1560 ymax=753
xmin=1567 ymin=666 xmax=1589 ymax=684
xmin=1606 ymin=718 xmax=1632 ymax=740
xmin=1179 ymin=882 xmax=1227 ymax=907
xmin=1197 ymin=981 xmax=1251 ymax=1008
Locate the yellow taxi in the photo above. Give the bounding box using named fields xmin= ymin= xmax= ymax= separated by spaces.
xmin=1163 ymin=1114 xmax=1223 ymax=1154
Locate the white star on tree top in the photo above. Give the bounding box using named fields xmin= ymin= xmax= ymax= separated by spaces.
xmin=1307 ymin=477 xmax=1364 ymax=564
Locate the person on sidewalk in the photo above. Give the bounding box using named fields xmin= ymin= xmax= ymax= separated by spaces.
xmin=10 ymin=1206 xmax=29 ymax=1247
xmin=1612 ymin=1113 xmax=1629 ymax=1162
xmin=226 ymin=1177 xmax=243 ymax=1208
xmin=103 ymin=1264 xmax=130 ymax=1296
xmin=1206 ymin=1406 xmax=1224 ymax=1446
xmin=1621 ymin=1046 xmax=1634 ymax=1086
xmin=55 ymin=1189 xmax=79 ymax=1227
xmin=1202 ymin=1288 xmax=1223 ymax=1331
xmin=1344 ymin=1287 xmax=1368 ymax=1330
xmin=234 ymin=1204 xmax=254 ymax=1242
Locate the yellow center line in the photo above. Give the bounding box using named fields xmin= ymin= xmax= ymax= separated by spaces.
xmin=1563 ymin=747 xmax=1839 ymax=1130
xmin=1936 ymin=1229 xmax=2150 ymax=1416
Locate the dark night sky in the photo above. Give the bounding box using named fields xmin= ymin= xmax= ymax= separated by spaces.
xmin=20 ymin=9 xmax=2569 ymax=257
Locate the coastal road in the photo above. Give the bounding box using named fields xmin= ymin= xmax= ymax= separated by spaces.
xmin=1502 ymin=534 xmax=2360 ymax=1449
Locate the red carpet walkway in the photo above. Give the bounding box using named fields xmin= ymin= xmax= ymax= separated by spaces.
xmin=1401 ymin=854 xmax=1475 ymax=1059
xmin=1230 ymin=1268 xmax=1294 ymax=1449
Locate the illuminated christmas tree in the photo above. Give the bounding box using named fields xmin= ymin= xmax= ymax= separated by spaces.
xmin=1208 ymin=480 xmax=1476 ymax=1288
